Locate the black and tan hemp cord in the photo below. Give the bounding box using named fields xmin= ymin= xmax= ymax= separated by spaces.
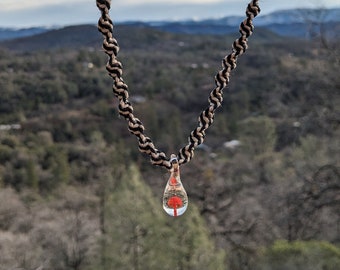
xmin=96 ymin=0 xmax=260 ymax=170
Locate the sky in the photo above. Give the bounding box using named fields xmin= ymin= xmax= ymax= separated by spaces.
xmin=0 ymin=0 xmax=339 ymax=28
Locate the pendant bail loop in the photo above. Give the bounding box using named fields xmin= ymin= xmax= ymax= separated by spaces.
xmin=169 ymin=154 xmax=179 ymax=172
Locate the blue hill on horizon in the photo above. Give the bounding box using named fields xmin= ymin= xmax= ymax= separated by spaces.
xmin=0 ymin=8 xmax=339 ymax=41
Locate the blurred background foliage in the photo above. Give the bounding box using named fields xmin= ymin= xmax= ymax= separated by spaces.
xmin=0 ymin=20 xmax=339 ymax=269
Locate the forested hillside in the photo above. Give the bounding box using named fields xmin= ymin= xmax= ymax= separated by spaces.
xmin=0 ymin=24 xmax=339 ymax=269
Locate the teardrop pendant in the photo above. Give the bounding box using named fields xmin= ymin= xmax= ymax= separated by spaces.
xmin=162 ymin=155 xmax=188 ymax=217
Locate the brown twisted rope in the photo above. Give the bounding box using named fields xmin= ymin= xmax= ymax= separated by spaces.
xmin=96 ymin=0 xmax=260 ymax=170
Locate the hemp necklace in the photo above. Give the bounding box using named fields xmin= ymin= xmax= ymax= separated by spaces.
xmin=96 ymin=0 xmax=260 ymax=217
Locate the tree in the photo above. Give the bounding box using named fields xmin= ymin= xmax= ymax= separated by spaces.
xmin=101 ymin=164 xmax=226 ymax=270
xmin=238 ymin=116 xmax=277 ymax=184
xmin=53 ymin=148 xmax=70 ymax=185
xmin=284 ymin=164 xmax=340 ymax=242
xmin=254 ymin=240 xmax=340 ymax=270
xmin=25 ymin=158 xmax=38 ymax=191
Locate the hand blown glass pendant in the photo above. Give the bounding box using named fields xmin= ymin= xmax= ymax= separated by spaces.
xmin=162 ymin=155 xmax=188 ymax=217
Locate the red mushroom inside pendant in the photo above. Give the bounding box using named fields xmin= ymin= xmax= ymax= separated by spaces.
xmin=167 ymin=196 xmax=183 ymax=217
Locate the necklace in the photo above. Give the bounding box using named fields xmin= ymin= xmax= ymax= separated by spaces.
xmin=96 ymin=0 xmax=260 ymax=217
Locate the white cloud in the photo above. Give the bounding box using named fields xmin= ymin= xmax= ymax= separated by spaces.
xmin=121 ymin=0 xmax=223 ymax=3
xmin=2 ymin=0 xmax=339 ymax=12
xmin=0 ymin=0 xmax=87 ymax=11
xmin=0 ymin=0 xmax=224 ymax=11
xmin=0 ymin=0 xmax=338 ymax=27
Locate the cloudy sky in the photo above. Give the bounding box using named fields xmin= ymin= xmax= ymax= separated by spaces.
xmin=0 ymin=0 xmax=339 ymax=28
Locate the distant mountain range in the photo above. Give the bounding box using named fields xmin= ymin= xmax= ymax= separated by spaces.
xmin=147 ymin=8 xmax=340 ymax=37
xmin=0 ymin=27 xmax=54 ymax=41
xmin=0 ymin=8 xmax=339 ymax=42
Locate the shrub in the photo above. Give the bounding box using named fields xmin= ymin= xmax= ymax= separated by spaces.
xmin=255 ymin=240 xmax=340 ymax=270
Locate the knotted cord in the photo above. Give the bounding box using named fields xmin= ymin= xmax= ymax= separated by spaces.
xmin=96 ymin=0 xmax=260 ymax=170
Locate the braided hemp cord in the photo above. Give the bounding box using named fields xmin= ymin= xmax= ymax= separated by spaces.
xmin=96 ymin=0 xmax=260 ymax=170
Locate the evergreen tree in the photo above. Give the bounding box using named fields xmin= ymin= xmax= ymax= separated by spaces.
xmin=25 ymin=158 xmax=38 ymax=191
xmin=100 ymin=164 xmax=225 ymax=270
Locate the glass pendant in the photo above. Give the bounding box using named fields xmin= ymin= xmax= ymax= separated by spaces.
xmin=162 ymin=155 xmax=188 ymax=217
